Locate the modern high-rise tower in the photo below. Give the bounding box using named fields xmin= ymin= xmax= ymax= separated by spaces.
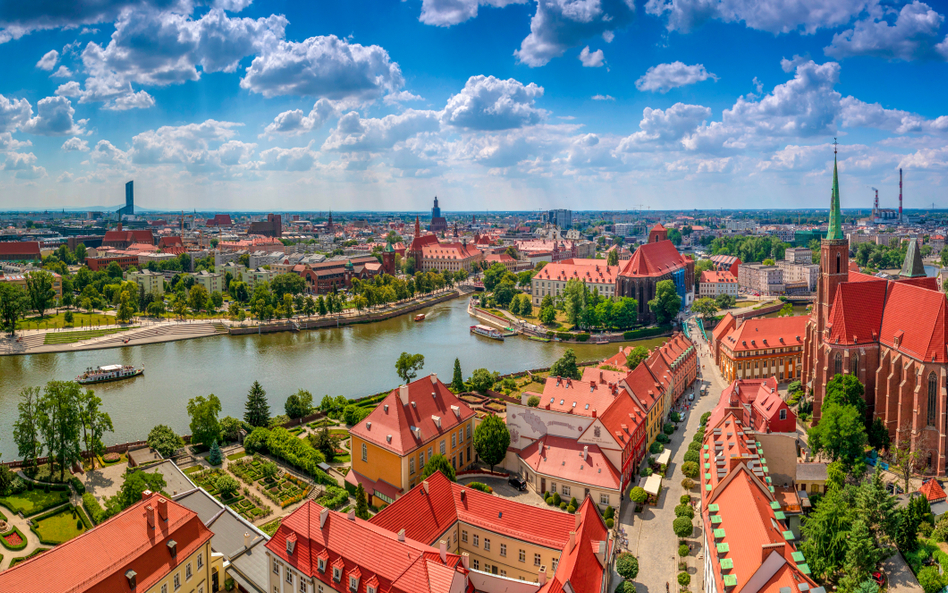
xmin=118 ymin=180 xmax=135 ymax=216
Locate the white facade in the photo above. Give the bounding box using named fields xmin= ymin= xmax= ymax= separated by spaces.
xmin=192 ymin=271 xmax=223 ymax=294
xmin=126 ymin=270 xmax=165 ymax=296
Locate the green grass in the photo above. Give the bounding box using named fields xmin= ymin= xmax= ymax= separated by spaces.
xmin=618 ymin=336 xmax=671 ymax=350
xmin=96 ymin=452 xmax=127 ymax=467
xmin=226 ymin=452 xmax=247 ymax=461
xmin=260 ymin=518 xmax=282 ymax=537
xmin=0 ymin=489 xmax=70 ymax=516
xmin=33 ymin=507 xmax=88 ymax=544
xmin=44 ymin=327 xmax=132 ymax=345
xmin=183 ymin=465 xmax=204 ymax=475
xmin=330 ymin=453 xmax=351 ymax=463
xmin=17 ymin=312 xmax=115 ymax=330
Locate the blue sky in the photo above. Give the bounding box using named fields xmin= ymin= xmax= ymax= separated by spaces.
xmin=1 ymin=0 xmax=947 ymax=212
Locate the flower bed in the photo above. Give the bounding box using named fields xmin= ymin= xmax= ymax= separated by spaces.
xmin=230 ymin=456 xmax=313 ymax=508
xmin=191 ymin=468 xmax=272 ymax=522
xmin=260 ymin=518 xmax=282 ymax=537
xmin=484 ymin=401 xmax=506 ymax=413
xmin=1 ymin=526 xmax=27 ymax=551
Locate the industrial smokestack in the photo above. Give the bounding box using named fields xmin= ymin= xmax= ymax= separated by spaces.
xmin=899 ymin=168 xmax=903 ymax=223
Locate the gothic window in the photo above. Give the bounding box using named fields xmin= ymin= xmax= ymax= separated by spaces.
xmin=836 ymin=253 xmax=841 ymax=274
xmin=928 ymin=372 xmax=938 ymax=427
xmin=851 ymin=353 xmax=859 ymax=376
xmin=834 ymin=353 xmax=842 ymax=376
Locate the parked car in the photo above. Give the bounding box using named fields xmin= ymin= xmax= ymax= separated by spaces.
xmin=508 ymin=475 xmax=527 ymax=491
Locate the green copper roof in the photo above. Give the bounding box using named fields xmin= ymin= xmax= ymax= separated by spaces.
xmin=900 ymin=238 xmax=927 ymax=278
xmin=708 ymin=504 xmax=720 ymax=512
xmin=723 ymin=575 xmax=738 ymax=587
xmin=827 ymin=151 xmax=844 ymax=240
xmin=798 ymin=563 xmax=811 ymax=575
xmin=720 ymin=558 xmax=734 ymax=570
xmin=783 ymin=530 xmax=795 ymax=540
xmin=792 ymin=551 xmax=806 ymax=563
xmin=717 ymin=542 xmax=730 ymax=553
xmin=714 ymin=528 xmax=726 ymax=539
xmin=770 ymin=501 xmax=781 ymax=509
xmin=774 ymin=511 xmax=786 ymax=520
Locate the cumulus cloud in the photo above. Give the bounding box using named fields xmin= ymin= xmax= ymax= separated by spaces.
xmin=442 ymin=75 xmax=546 ymax=130
xmin=645 ymin=0 xmax=870 ymax=35
xmin=322 ymin=110 xmax=442 ymax=152
xmin=262 ymin=99 xmax=336 ymax=138
xmin=840 ymin=96 xmax=948 ymax=134
xmin=0 ymin=94 xmax=32 ymax=133
xmin=62 ymin=137 xmax=90 ymax=152
xmin=419 ymin=0 xmax=528 ymax=26
xmin=618 ymin=103 xmax=712 ymax=151
xmin=0 ymin=132 xmax=31 ymax=152
xmin=105 ymin=90 xmax=156 ymax=111
xmin=89 ymin=140 xmax=130 ymax=166
xmin=257 ymin=144 xmax=318 ymax=171
xmin=215 ymin=0 xmax=254 ymax=11
xmin=240 ymin=35 xmax=404 ymax=101
xmin=515 ymin=0 xmax=635 ymax=67
xmin=130 ymin=119 xmax=243 ymax=167
xmin=635 ymin=61 xmax=718 ymax=93
xmin=2 ymin=152 xmax=45 ymax=179
xmin=592 ymin=94 xmax=615 ymax=100
xmin=579 ymin=46 xmax=605 ymax=67
xmin=36 ymin=50 xmax=58 ymax=71
xmin=51 ymin=66 xmax=72 ymax=78
xmin=21 ymin=96 xmax=86 ymax=136
xmin=825 ymin=1 xmax=948 ymax=61
xmin=384 ymin=90 xmax=426 ymax=105
xmin=0 ymin=0 xmax=188 ymax=44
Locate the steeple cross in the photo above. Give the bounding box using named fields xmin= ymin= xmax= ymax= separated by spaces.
xmin=833 ymin=137 xmax=838 ymax=154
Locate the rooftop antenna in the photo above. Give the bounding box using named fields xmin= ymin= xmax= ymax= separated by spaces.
xmin=899 ymin=168 xmax=903 ymax=223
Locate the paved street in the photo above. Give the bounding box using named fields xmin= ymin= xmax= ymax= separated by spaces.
xmin=616 ymin=316 xmax=730 ymax=593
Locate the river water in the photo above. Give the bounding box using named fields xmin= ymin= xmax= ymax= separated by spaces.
xmin=0 ymin=297 xmax=631 ymax=461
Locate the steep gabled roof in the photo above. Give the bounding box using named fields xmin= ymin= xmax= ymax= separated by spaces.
xmin=827 ymin=279 xmax=887 ymax=345
xmin=722 ymin=316 xmax=807 ymax=353
xmin=919 ymin=479 xmax=947 ymax=503
xmin=879 ymin=280 xmax=948 ymax=363
xmin=539 ymin=498 xmax=609 ymax=593
xmin=618 ymin=239 xmax=687 ymax=278
xmin=519 ymin=435 xmax=621 ymax=490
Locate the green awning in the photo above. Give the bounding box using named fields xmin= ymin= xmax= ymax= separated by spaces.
xmin=705 ymin=463 xmax=711 ymax=469
xmin=711 ymin=515 xmax=722 ymax=524
xmin=713 ymin=528 xmax=726 ymax=539
xmin=706 ymin=484 xmax=712 ymax=491
xmin=704 ymin=445 xmax=709 ymax=450
xmin=783 ymin=530 xmax=795 ymax=540
xmin=723 ymin=575 xmax=738 ymax=587
xmin=720 ymin=558 xmax=734 ymax=570
xmin=704 ymin=453 xmax=710 ymax=460
xmin=770 ymin=501 xmax=780 ymax=509
xmin=763 ymin=466 xmax=770 ymax=473
xmin=717 ymin=543 xmax=730 ymax=553
xmin=769 ymin=486 xmax=775 ymax=493
xmin=705 ymin=473 xmax=713 ymax=480
xmin=798 ymin=563 xmax=811 ymax=575
xmin=765 ymin=477 xmax=772 ymax=484
xmin=774 ymin=511 xmax=786 ymax=520
xmin=760 ymin=457 xmax=767 ymax=464
xmin=708 ymin=504 xmax=719 ymax=512
xmin=791 ymin=552 xmax=805 ymax=563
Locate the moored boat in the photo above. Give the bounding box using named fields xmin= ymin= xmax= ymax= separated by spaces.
xmin=470 ymin=324 xmax=504 ymax=341
xmin=76 ymin=364 xmax=144 ymax=385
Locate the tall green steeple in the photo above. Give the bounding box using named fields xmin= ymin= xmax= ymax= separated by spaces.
xmin=826 ymin=141 xmax=843 ymax=240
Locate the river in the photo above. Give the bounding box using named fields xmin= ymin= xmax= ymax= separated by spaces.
xmin=0 ymin=297 xmax=638 ymax=461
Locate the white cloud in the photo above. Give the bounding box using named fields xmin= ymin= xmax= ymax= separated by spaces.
xmin=592 ymin=94 xmax=615 ymax=101
xmin=262 ymin=99 xmax=336 ymax=138
xmin=579 ymin=46 xmax=605 ymax=67
xmin=419 ymin=0 xmax=528 ymax=26
xmin=130 ymin=119 xmax=243 ymax=167
xmin=62 ymin=137 xmax=90 ymax=152
xmin=384 ymin=90 xmax=426 ymax=105
xmin=322 ymin=110 xmax=442 ymax=152
xmin=257 ymin=144 xmax=318 ymax=171
xmin=51 ymin=66 xmax=72 ymax=78
xmin=3 ymin=151 xmax=37 ymax=170
xmin=36 ymin=50 xmax=58 ymax=71
xmin=89 ymin=140 xmax=129 ymax=166
xmin=645 ymin=0 xmax=870 ymax=34
xmin=442 ymin=75 xmax=546 ymax=130
xmin=899 ymin=146 xmax=948 ymax=170
xmin=21 ymin=96 xmax=86 ymax=136
xmin=618 ymin=103 xmax=711 ymax=151
xmin=104 ymin=90 xmax=156 ymax=111
xmin=825 ymin=1 xmax=948 ymax=61
xmin=635 ymin=61 xmax=718 ymax=93
xmin=240 ymin=35 xmax=404 ymax=101
xmin=0 ymin=94 xmax=32 ymax=133
xmin=215 ymin=0 xmax=254 ymax=11
xmin=515 ymin=0 xmax=635 ymax=67
xmin=839 ymin=96 xmax=948 ymax=134
xmin=55 ymin=81 xmax=82 ymax=98
xmin=0 ymin=132 xmax=31 ymax=152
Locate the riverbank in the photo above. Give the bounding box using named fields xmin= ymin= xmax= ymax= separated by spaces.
xmin=0 ymin=289 xmax=463 ymax=357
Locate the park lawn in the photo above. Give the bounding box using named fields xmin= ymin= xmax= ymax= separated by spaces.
xmin=330 ymin=453 xmax=351 ymax=463
xmin=34 ymin=508 xmax=88 ymax=544
xmin=17 ymin=311 xmax=115 ymax=330
xmin=183 ymin=466 xmax=203 ymax=475
xmin=0 ymin=489 xmax=70 ymax=516
xmin=44 ymin=327 xmax=132 ymax=345
xmin=260 ymin=518 xmax=282 ymax=537
xmin=226 ymin=452 xmax=247 ymax=461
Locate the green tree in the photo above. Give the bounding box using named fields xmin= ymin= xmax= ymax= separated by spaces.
xmin=451 ymin=358 xmax=465 ymax=392
xmin=78 ymin=389 xmax=113 ymax=459
xmin=25 ymin=270 xmax=56 ymax=318
xmin=111 ymin=470 xmax=166 ymax=510
xmin=648 ymin=279 xmax=681 ymax=325
xmin=778 ymin=302 xmax=794 ymax=317
xmin=210 ymin=290 xmax=224 ymax=310
xmin=285 ymin=389 xmax=314 ymax=419
xmin=0 ymin=282 xmax=28 ymax=335
xmin=615 ymin=553 xmax=639 ymax=580
xmin=473 ymin=414 xmax=510 ymax=472
xmin=74 ymin=243 xmax=87 ymax=263
xmin=106 ymin=261 xmax=124 ymax=279
xmin=244 ymin=381 xmax=271 ymax=428
xmin=116 ymin=291 xmax=136 ymax=323
xmin=672 ymin=516 xmax=693 ymax=538
xmin=220 ymin=416 xmax=243 ymax=442
xmin=918 ymin=566 xmax=943 ymax=593
xmin=691 ymin=297 xmax=718 ymax=321
xmin=188 ymin=284 xmax=209 ymax=313
xmin=147 ymin=425 xmax=184 ymax=458
xmin=355 ymin=483 xmax=370 ymax=519
xmin=550 ymin=348 xmax=580 ymax=380
xmin=395 ymin=352 xmax=425 ymax=384
xmin=12 ymin=387 xmax=42 ymax=471
xmin=714 ymin=293 xmax=737 ymax=310
xmin=37 ymin=380 xmax=83 ymax=481
xmin=808 ymin=403 xmax=868 ymax=468
xmin=421 ymin=453 xmax=457 ymax=481
xmin=216 ymin=473 xmax=239 ymax=498
xmin=825 ymin=374 xmax=868 ymax=417
xmin=624 ymin=346 xmax=649 ymax=369
xmin=208 ymin=440 xmax=223 ymax=465
xmin=469 ymin=368 xmax=496 ymax=393
xmin=539 ymin=306 xmax=556 ymax=325
xmin=310 ymin=427 xmax=339 ymax=463
xmin=187 ymin=394 xmax=222 ymax=448
xmin=483 ymin=263 xmax=509 ymax=291
xmin=800 ymin=486 xmax=853 ymax=578
xmin=629 ymin=487 xmax=647 ymax=504
xmin=607 ymin=249 xmax=619 ymax=266
xmin=856 ymin=467 xmax=897 ymax=546
xmin=271 ymin=273 xmax=306 ymax=300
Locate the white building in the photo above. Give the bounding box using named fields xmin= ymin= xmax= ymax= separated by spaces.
xmin=126 ymin=269 xmax=165 ymax=296
xmin=698 ymin=271 xmax=738 ymax=298
xmin=192 ymin=270 xmax=224 ymax=294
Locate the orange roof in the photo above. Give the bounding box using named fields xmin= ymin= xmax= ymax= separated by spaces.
xmin=721 ymin=315 xmax=808 ymax=353
xmin=538 ymin=498 xmax=610 ymax=593
xmin=701 ymin=270 xmax=737 ymax=284
xmin=529 ymin=376 xmax=617 ymax=417
xmin=533 ymin=260 xmax=622 ymax=285
xmin=920 ymin=479 xmax=947 ymax=503
xmin=619 ymin=239 xmax=688 ymax=278
xmin=519 ymin=435 xmax=621 ymax=490
xmin=0 ymin=493 xmax=212 ymax=593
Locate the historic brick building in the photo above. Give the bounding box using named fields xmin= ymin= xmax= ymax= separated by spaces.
xmin=615 ymin=224 xmax=694 ymax=325
xmin=802 ymin=150 xmax=948 ymax=475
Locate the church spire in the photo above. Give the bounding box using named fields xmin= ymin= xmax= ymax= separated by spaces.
xmin=826 ymin=139 xmax=843 ymax=241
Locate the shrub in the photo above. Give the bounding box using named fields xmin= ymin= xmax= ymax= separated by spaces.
xmin=679 ymin=544 xmax=689 ymax=557
xmin=604 ymin=506 xmax=615 ymax=520
xmin=567 ymin=505 xmax=576 ymax=513
xmin=69 ymin=477 xmax=85 ymax=495
xmin=560 ymin=502 xmax=567 ymax=510
xmin=576 ymin=333 xmax=590 ymax=342
xmin=650 ymin=442 xmax=664 ymax=455
xmin=615 ymin=553 xmax=639 ymax=579
xmin=553 ymin=492 xmax=562 ymax=506
xmin=606 ymin=518 xmax=614 ymax=529
xmin=527 ymin=396 xmax=540 ymax=408
xmin=675 ymin=504 xmax=695 ymax=519
xmin=679 ymin=495 xmax=691 ymax=504
xmin=918 ymin=566 xmax=943 ymax=593
xmin=681 ymin=462 xmax=699 ymax=479
xmin=82 ymin=493 xmax=111 ymax=525
xmin=629 ymin=487 xmax=647 ymax=504
xmin=683 ymin=451 xmax=700 ymax=464
xmin=678 ymin=572 xmax=691 ymax=587
xmin=920 ymin=521 xmax=935 ymax=538
xmin=546 ymin=497 xmax=555 ymax=505
xmin=569 ymin=497 xmax=578 ymax=508
xmin=687 ymin=441 xmax=702 ymax=453
xmin=266 ymin=427 xmax=326 ymax=479
xmin=243 ymin=427 xmax=271 ymax=454
xmin=681 ymin=478 xmax=695 ymax=490
xmin=317 ymin=486 xmax=349 ymax=510
xmin=656 ymin=433 xmax=670 ymax=444
xmin=102 ymin=452 xmax=120 ymax=463
xmin=467 ymin=482 xmax=493 ymax=494
xmin=641 ymin=467 xmax=653 ymax=478
xmin=673 ymin=517 xmax=693 ymax=538
xmin=700 ymin=412 xmax=711 ymax=425
xmin=663 ymin=423 xmax=675 ymax=435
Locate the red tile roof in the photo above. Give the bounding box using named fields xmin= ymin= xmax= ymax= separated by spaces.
xmin=349 ymin=374 xmax=476 ymax=456
xmin=620 ymin=364 xmax=665 ymax=410
xmin=619 ymin=239 xmax=688 ymax=278
xmin=721 ymin=315 xmax=808 ymax=353
xmin=268 ymin=500 xmax=466 ymax=593
xmin=518 ymin=435 xmax=621 ymax=490
xmin=827 ymin=279 xmax=888 ymax=345
xmin=533 ymin=260 xmax=622 ymax=285
xmin=103 ymin=229 xmax=155 ymax=245
xmin=701 ymin=270 xmax=737 ymax=284
xmin=0 ymin=241 xmax=41 ymax=257
xmin=0 ymin=493 xmax=212 ymax=593
xmin=538 ymin=498 xmax=610 ymax=593
xmin=712 ymin=378 xmax=793 ymax=433
xmin=528 ymin=376 xmax=617 ymax=417
xmin=879 ymin=280 xmax=948 ymax=363
xmin=370 ymin=472 xmax=576 ymax=551
xmin=920 ymin=479 xmax=947 ymax=503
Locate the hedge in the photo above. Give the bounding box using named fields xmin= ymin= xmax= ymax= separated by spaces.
xmin=318 ymin=486 xmax=349 ymax=510
xmin=467 ymin=482 xmax=493 ymax=494
xmin=622 ymin=325 xmax=669 ymax=340
xmin=575 ymin=333 xmax=590 ymax=342
xmin=82 ymin=493 xmax=111 ymax=525
xmin=0 ymin=526 xmax=28 ymax=551
xmin=69 ymin=477 xmax=85 ymax=495
xmin=266 ymin=428 xmax=334 ymax=485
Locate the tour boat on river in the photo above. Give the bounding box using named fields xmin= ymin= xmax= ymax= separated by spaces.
xmin=470 ymin=325 xmax=504 ymax=341
xmin=77 ymin=364 xmax=144 ymax=385
xmin=414 ymin=314 xmax=426 ymax=322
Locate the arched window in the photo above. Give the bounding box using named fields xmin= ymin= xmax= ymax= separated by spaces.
xmin=928 ymin=372 xmax=938 ymax=427
xmin=834 ymin=353 xmax=842 ymax=376
xmin=851 ymin=353 xmax=859 ymax=376
xmin=836 ymin=253 xmax=841 ymax=274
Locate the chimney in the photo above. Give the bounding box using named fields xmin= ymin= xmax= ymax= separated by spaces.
xmin=761 ymin=542 xmax=784 ymax=563
xmin=423 ymin=480 xmax=429 ymax=494
xmin=440 ymin=540 xmax=447 ymax=563
xmin=539 ymin=441 xmax=544 ymax=456
xmin=399 ymin=384 xmax=410 ymax=404
xmin=728 ymin=457 xmax=744 ymax=472
xmin=157 ymin=497 xmax=168 ymax=521
xmin=582 ymin=445 xmax=588 ymax=459
xmin=575 ymin=513 xmax=582 ymax=530
xmin=538 ymin=569 xmax=547 ymax=585
xmin=568 ymin=531 xmax=576 ymax=550
xmin=460 ymin=489 xmax=466 ymax=501
xmin=431 ymin=373 xmax=438 ymax=384
xmin=141 ymin=489 xmax=153 ymax=501
xmin=461 ymin=553 xmax=470 ymax=570
xmin=348 ymin=508 xmax=356 ymax=521
xmin=320 ymin=507 xmax=329 ymax=528
xmin=432 ymin=415 xmax=442 ymax=429
xmin=244 ymin=532 xmax=251 ymax=549
xmin=398 ymin=528 xmax=406 ymax=542
xmin=145 ymin=504 xmax=155 ymax=529
xmin=592 ymin=409 xmax=597 ymax=418
xmin=451 ymin=405 xmax=461 ymax=418
xmin=286 ymin=533 xmax=296 ymax=555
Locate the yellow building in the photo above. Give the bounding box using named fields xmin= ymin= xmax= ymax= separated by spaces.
xmin=0 ymin=270 xmax=62 ymax=300
xmin=0 ymin=491 xmax=223 ymax=593
xmin=348 ymin=374 xmax=477 ymax=506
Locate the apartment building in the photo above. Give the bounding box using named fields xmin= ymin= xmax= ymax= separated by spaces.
xmin=737 ymin=263 xmax=784 ymax=295
xmin=713 ymin=314 xmax=807 ymax=382
xmin=0 ymin=270 xmax=62 ymax=299
xmin=193 ymin=270 xmax=224 ymax=294
xmin=530 ymin=259 xmax=622 ymax=306
xmin=698 ymin=270 xmax=738 ymax=298
xmin=347 ymin=374 xmax=477 ymax=506
xmin=126 ymin=269 xmax=165 ymax=296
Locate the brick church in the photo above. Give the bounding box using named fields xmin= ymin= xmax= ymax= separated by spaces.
xmin=802 ymin=149 xmax=948 ymax=474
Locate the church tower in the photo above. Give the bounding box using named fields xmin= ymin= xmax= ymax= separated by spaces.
xmin=817 ymin=144 xmax=849 ymax=336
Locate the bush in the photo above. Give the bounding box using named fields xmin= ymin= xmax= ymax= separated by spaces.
xmin=675 ymin=504 xmax=695 ymax=519
xmin=687 ymin=441 xmax=702 ymax=453
xmin=663 ymin=423 xmax=675 ymax=435
xmin=679 ymin=495 xmax=691 ymax=504
xmin=679 ymin=544 xmax=689 ymax=557
xmin=681 ymin=478 xmax=695 ymax=489
xmin=569 ymin=497 xmax=578 ymax=508
xmin=920 ymin=521 xmax=935 ymax=538
xmin=69 ymin=477 xmax=85 ymax=495
xmin=918 ymin=566 xmax=943 ymax=593
xmin=629 ymin=487 xmax=647 ymax=504
xmin=606 ymin=518 xmax=614 ymax=529
xmin=567 ymin=505 xmax=576 ymax=513
xmin=656 ymin=433 xmax=670 ymax=444
xmin=604 ymin=506 xmax=615 ymax=520
xmin=467 ymin=482 xmax=493 ymax=494
xmin=678 ymin=572 xmax=691 ymax=587
xmin=553 ymin=492 xmax=562 ymax=506
xmin=266 ymin=427 xmax=326 ymax=480
xmin=641 ymin=467 xmax=653 ymax=478
xmin=243 ymin=427 xmax=271 ymax=454
xmin=546 ymin=497 xmax=555 ymax=505
xmin=317 ymin=486 xmax=349 ymax=510
xmin=700 ymin=412 xmax=711 ymax=425
xmin=673 ymin=516 xmax=693 ymax=538
xmin=650 ymin=442 xmax=664 ymax=455
xmin=681 ymin=462 xmax=699 ymax=479
xmin=560 ymin=502 xmax=567 ymax=510
xmin=527 ymin=396 xmax=540 ymax=407
xmin=616 ymin=581 xmax=637 ymax=593
xmin=622 ymin=326 xmax=667 ymax=340
xmin=683 ymin=451 xmax=700 ymax=464
xmin=82 ymin=493 xmax=111 ymax=525
xmin=576 ymin=333 xmax=590 ymax=342
xmin=615 ymin=553 xmax=639 ymax=580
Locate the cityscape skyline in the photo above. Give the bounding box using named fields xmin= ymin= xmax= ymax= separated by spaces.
xmin=0 ymin=1 xmax=947 ymax=211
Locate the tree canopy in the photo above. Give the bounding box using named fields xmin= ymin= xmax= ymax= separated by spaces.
xmin=395 ymin=352 xmax=425 ymax=384
xmin=473 ymin=414 xmax=510 ymax=472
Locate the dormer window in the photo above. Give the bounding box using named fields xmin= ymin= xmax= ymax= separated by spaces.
xmin=333 ymin=567 xmax=342 ymax=582
xmin=368 ymin=586 xmax=377 ymax=593
xmin=350 ymin=575 xmax=359 ymax=591
xmin=318 ymin=558 xmax=326 ymax=572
